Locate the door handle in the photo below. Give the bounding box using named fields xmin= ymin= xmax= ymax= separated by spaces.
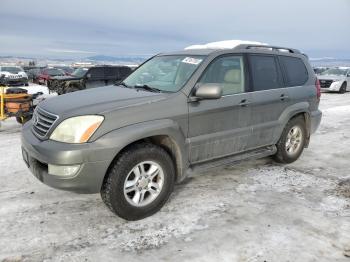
xmin=239 ymin=99 xmax=250 ymax=107
xmin=280 ymin=94 xmax=289 ymax=101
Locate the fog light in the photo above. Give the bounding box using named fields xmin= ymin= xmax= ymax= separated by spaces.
xmin=48 ymin=164 xmax=80 ymax=177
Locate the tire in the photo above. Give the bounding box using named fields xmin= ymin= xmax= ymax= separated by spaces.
xmin=274 ymin=116 xmax=307 ymax=164
xmin=16 ymin=116 xmax=31 ymax=125
xmin=101 ymin=143 xmax=175 ymax=220
xmin=339 ymin=82 xmax=347 ymax=94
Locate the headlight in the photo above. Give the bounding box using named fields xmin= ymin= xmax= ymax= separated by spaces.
xmin=331 ymin=81 xmax=341 ymax=88
xmin=50 ymin=115 xmax=104 ymax=143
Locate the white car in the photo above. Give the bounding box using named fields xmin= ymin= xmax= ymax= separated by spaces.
xmin=318 ymin=67 xmax=350 ymax=94
xmin=0 ymin=65 xmax=29 ymax=86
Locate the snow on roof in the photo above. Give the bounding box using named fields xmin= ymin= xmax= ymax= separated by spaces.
xmin=184 ymin=40 xmax=268 ymax=50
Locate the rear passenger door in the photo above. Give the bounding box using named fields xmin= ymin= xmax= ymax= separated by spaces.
xmin=86 ymin=67 xmax=105 ymax=89
xmin=247 ymin=54 xmax=288 ymax=149
xmin=104 ymin=67 xmax=119 ymax=86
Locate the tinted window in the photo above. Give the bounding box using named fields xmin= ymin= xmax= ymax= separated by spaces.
xmin=199 ymin=56 xmax=245 ymax=95
xmin=279 ymin=56 xmax=308 ymax=86
xmin=89 ymin=68 xmax=104 ymax=79
xmin=249 ymin=55 xmax=280 ymax=91
xmin=119 ymin=67 xmax=132 ymax=78
xmin=104 ymin=67 xmax=119 ymax=78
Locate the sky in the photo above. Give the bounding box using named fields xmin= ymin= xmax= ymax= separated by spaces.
xmin=1 ymin=0 xmax=350 ymax=59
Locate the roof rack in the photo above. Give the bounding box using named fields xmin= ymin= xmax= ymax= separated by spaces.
xmin=235 ymin=44 xmax=301 ymax=54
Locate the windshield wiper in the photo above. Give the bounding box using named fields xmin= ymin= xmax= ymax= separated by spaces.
xmin=117 ymin=81 xmax=132 ymax=88
xmin=134 ymin=84 xmax=162 ymax=93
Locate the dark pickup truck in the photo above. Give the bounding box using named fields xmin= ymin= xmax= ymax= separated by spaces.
xmin=48 ymin=65 xmax=133 ymax=94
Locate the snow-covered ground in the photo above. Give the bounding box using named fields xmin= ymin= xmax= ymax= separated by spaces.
xmin=1 ymin=93 xmax=350 ymax=262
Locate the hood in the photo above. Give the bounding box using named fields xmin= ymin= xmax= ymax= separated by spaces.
xmin=318 ymin=75 xmax=346 ymax=81
xmin=39 ymin=85 xmax=168 ymax=118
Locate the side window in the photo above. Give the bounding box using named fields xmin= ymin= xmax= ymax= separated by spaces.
xmin=119 ymin=67 xmax=132 ymax=79
xmin=199 ymin=55 xmax=245 ymax=95
xmin=279 ymin=56 xmax=308 ymax=87
xmin=104 ymin=67 xmax=119 ymax=80
xmin=88 ymin=68 xmax=104 ymax=79
xmin=249 ymin=55 xmax=280 ymax=91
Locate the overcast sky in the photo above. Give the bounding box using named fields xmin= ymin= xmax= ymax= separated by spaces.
xmin=1 ymin=0 xmax=349 ymax=59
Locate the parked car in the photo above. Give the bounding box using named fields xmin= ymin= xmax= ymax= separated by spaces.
xmin=318 ymin=67 xmax=350 ymax=93
xmin=0 ymin=66 xmax=29 ymax=86
xmin=26 ymin=68 xmax=42 ymax=82
xmin=37 ymin=68 xmax=66 ymax=85
xmin=313 ymin=67 xmax=329 ymax=75
xmin=48 ymin=65 xmax=133 ymax=94
xmin=21 ymin=43 xmax=322 ymax=220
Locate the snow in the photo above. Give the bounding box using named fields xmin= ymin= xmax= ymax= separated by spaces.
xmin=1 ymin=92 xmax=350 ymax=261
xmin=184 ymin=40 xmax=268 ymax=50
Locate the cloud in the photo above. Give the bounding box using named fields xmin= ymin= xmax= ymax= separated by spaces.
xmin=46 ymin=49 xmax=96 ymax=54
xmin=0 ymin=0 xmax=349 ymax=58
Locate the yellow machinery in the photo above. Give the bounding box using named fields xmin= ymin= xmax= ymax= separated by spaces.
xmin=0 ymin=84 xmax=33 ymax=124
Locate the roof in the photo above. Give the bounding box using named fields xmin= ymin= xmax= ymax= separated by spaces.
xmin=160 ymin=40 xmax=301 ymax=57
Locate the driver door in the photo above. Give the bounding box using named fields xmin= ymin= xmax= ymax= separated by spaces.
xmin=188 ymin=55 xmax=253 ymax=164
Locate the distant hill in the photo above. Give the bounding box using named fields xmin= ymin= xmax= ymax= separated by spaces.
xmin=85 ymin=55 xmax=150 ymax=63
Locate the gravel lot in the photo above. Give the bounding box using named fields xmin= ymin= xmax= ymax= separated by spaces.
xmin=1 ymin=92 xmax=350 ymax=262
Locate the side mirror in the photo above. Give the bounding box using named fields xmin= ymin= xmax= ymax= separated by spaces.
xmin=347 ymin=73 xmax=350 ymax=77
xmin=194 ymin=83 xmax=222 ymax=100
xmin=86 ymin=73 xmax=91 ymax=79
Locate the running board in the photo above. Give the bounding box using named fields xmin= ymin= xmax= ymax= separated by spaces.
xmin=187 ymin=145 xmax=277 ymax=175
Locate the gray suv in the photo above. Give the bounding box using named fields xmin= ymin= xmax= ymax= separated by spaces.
xmin=21 ymin=44 xmax=322 ymax=220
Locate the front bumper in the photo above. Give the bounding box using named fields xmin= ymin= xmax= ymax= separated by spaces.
xmin=21 ymin=122 xmax=118 ymax=193
xmin=5 ymin=77 xmax=28 ymax=86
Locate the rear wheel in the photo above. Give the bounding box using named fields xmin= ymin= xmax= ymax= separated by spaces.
xmin=101 ymin=143 xmax=175 ymax=220
xmin=274 ymin=116 xmax=307 ymax=164
xmin=339 ymin=82 xmax=347 ymax=94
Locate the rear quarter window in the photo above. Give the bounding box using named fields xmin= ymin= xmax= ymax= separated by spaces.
xmin=248 ymin=55 xmax=281 ymax=91
xmin=279 ymin=56 xmax=308 ymax=87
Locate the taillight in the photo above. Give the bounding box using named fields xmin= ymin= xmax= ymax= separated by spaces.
xmin=315 ymin=78 xmax=321 ymax=100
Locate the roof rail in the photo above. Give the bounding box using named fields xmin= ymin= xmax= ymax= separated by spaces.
xmin=235 ymin=44 xmax=301 ymax=54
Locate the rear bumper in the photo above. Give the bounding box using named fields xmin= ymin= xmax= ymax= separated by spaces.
xmin=310 ymin=110 xmax=322 ymax=134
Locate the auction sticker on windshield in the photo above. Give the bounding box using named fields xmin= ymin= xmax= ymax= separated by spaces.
xmin=182 ymin=57 xmax=202 ymax=65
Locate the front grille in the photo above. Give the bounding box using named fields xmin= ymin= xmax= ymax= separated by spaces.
xmin=32 ymin=107 xmax=58 ymax=138
xmin=319 ymin=79 xmax=333 ymax=88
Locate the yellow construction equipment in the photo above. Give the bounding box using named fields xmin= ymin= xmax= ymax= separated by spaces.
xmin=0 ymin=80 xmax=33 ymax=125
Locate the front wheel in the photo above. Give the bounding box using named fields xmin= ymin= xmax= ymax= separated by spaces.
xmin=339 ymin=82 xmax=347 ymax=94
xmin=274 ymin=116 xmax=307 ymax=164
xmin=101 ymin=143 xmax=175 ymax=220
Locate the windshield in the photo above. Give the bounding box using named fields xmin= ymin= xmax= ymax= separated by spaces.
xmin=1 ymin=66 xmax=22 ymax=74
xmin=72 ymin=68 xmax=88 ymax=77
xmin=123 ymin=55 xmax=205 ymax=92
xmin=320 ymin=68 xmax=348 ymax=76
xmin=45 ymin=68 xmax=65 ymax=76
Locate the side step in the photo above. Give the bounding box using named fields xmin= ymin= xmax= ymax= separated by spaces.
xmin=187 ymin=145 xmax=277 ymax=175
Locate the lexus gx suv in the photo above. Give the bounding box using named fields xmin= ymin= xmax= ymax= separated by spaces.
xmin=21 ymin=43 xmax=322 ymax=220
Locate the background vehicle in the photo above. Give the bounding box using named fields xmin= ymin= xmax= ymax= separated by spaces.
xmin=48 ymin=65 xmax=133 ymax=94
xmin=318 ymin=67 xmax=350 ymax=93
xmin=0 ymin=66 xmax=29 ymax=86
xmin=22 ymin=43 xmax=322 ymax=220
xmin=36 ymin=68 xmax=66 ymax=85
xmin=313 ymin=67 xmax=329 ymax=75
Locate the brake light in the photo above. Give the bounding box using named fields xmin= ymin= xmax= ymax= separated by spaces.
xmin=315 ymin=78 xmax=321 ymax=100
